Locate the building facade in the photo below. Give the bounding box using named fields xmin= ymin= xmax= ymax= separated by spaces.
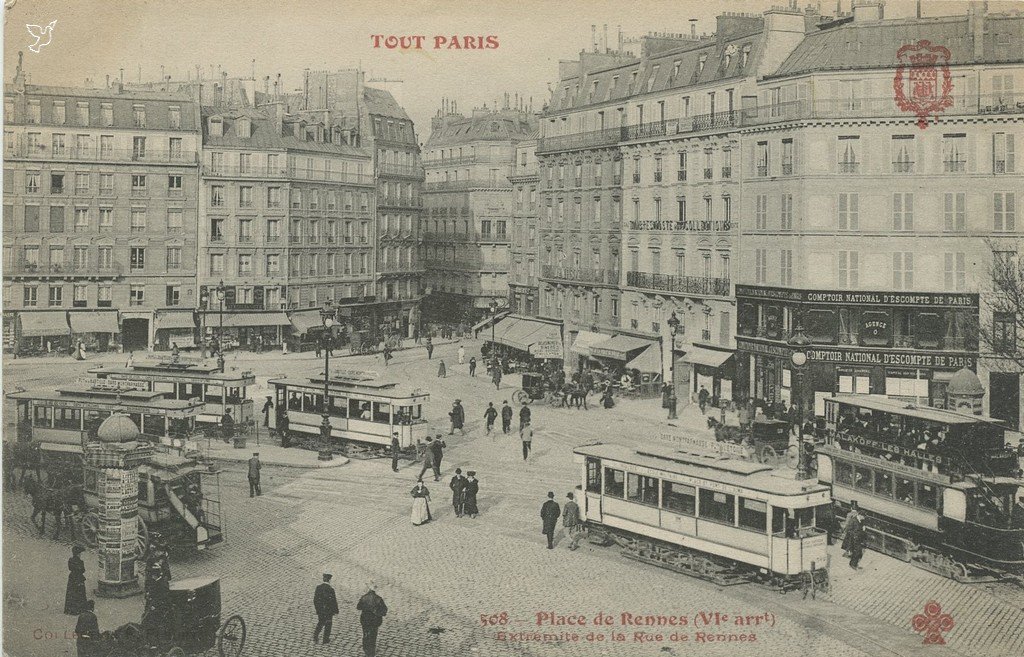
xmin=508 ymin=136 xmax=540 ymax=316
xmin=3 ymin=59 xmax=200 ymax=352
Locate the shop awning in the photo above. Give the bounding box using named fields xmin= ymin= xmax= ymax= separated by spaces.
xmin=69 ymin=311 xmax=119 ymax=334
xmin=289 ymin=310 xmax=327 ymax=334
xmin=472 ymin=311 xmax=510 ymax=333
xmin=526 ymin=323 xmax=563 ymax=359
xmin=488 ymin=317 xmax=522 ymax=344
xmin=570 ymin=331 xmax=609 ymax=357
xmin=20 ymin=311 xmax=69 ymax=337
xmin=219 ymin=312 xmax=291 ymax=328
xmin=626 ymin=345 xmax=662 ymax=373
xmin=494 ymin=318 xmax=562 ymax=354
xmin=154 ymin=312 xmax=195 ymax=331
xmin=590 ymin=335 xmax=655 ymax=360
xmin=683 ymin=346 xmax=734 ymax=368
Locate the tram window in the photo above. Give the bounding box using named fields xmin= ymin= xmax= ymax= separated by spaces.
xmin=662 ymin=481 xmax=696 ymax=515
xmin=918 ymin=483 xmax=937 ymax=510
xmin=303 ymin=392 xmax=322 ymax=413
xmin=771 ymin=507 xmax=786 ymax=534
xmin=836 ymin=462 xmax=854 ymax=486
xmin=328 ymin=396 xmax=347 ymax=417
xmin=895 ymin=478 xmax=915 ymax=504
xmin=54 ymin=407 xmax=82 ymax=430
xmin=795 ymin=506 xmax=814 ymax=528
xmin=604 ymin=468 xmax=625 ymax=498
xmin=874 ymin=471 xmax=893 ymax=497
xmin=854 ymin=466 xmax=872 ymax=491
xmin=205 ymin=386 xmax=223 ymax=403
xmin=225 ymin=387 xmax=242 ymax=403
xmin=626 ymin=473 xmax=659 ymax=506
xmin=373 ymin=402 xmax=391 ymax=423
xmin=169 ymin=418 xmax=190 ymax=437
xmin=288 ymin=392 xmax=302 ymax=411
xmin=128 ymin=413 xmax=142 ymax=431
xmin=411 ymin=405 xmax=422 ymax=420
xmin=142 ymin=414 xmax=164 ymax=435
xmin=33 ymin=405 xmax=53 ymax=426
xmin=350 ymin=399 xmax=369 ymax=418
xmin=699 ymin=489 xmax=735 ymax=525
xmin=586 ymin=458 xmax=602 ymax=493
xmin=738 ymin=498 xmax=768 ymax=531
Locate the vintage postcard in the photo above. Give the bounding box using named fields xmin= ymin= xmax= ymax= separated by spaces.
xmin=2 ymin=0 xmax=1023 ymax=656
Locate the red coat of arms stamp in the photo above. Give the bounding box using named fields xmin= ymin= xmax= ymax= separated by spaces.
xmin=893 ymin=40 xmax=954 ymax=129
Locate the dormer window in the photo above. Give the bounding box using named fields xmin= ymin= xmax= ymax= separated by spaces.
xmin=647 ymin=66 xmax=659 ymax=93
xmin=608 ymin=76 xmax=618 ymax=101
xmin=236 ymin=117 xmax=251 ymax=137
xmin=741 ymin=45 xmax=751 ymax=69
xmin=672 ymin=61 xmax=681 ymax=81
xmin=697 ymin=55 xmax=707 ymax=76
xmin=209 ymin=116 xmax=224 ymax=137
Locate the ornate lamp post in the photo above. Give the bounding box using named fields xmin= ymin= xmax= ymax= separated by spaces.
xmin=215 ymin=280 xmax=226 ymax=372
xmin=788 ymin=321 xmax=811 ymax=479
xmin=319 ymin=302 xmax=335 ymax=460
xmin=199 ymin=289 xmax=209 ymax=358
xmin=666 ymin=311 xmax=681 ymax=420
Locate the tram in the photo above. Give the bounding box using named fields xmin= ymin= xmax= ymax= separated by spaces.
xmin=89 ymin=358 xmax=255 ymax=427
xmin=268 ymin=369 xmax=429 ymax=449
xmin=6 ymin=382 xmax=223 ymax=552
xmin=819 ymin=394 xmax=1024 ymax=580
xmin=574 ymin=442 xmax=832 ymax=588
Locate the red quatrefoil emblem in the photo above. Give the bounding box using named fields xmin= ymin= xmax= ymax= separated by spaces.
xmin=912 ymin=601 xmax=954 ymax=645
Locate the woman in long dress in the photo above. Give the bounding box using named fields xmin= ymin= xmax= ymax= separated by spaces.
xmin=411 ymin=480 xmax=432 ymax=525
xmin=64 ymin=545 xmax=88 ymax=615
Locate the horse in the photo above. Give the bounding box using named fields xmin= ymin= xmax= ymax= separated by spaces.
xmin=7 ymin=441 xmax=41 ymax=491
xmin=25 ymin=476 xmax=84 ymax=539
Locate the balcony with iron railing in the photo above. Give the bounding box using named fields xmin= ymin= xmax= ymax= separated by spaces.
xmin=423 ymin=155 xmax=478 ymax=167
xmin=9 ymin=144 xmax=198 ymax=163
xmin=4 ymin=259 xmax=124 ymax=278
xmin=626 ymin=271 xmax=730 ymax=297
xmin=202 ymin=165 xmax=289 ymax=178
xmin=378 ymin=163 xmax=425 ymax=178
xmin=287 ymin=168 xmax=374 ymax=185
xmin=540 ymin=265 xmax=619 ymax=285
xmin=424 ymin=178 xmax=510 ymax=191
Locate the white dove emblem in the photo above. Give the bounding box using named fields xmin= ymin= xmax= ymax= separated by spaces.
xmin=26 ymin=20 xmax=57 ymax=53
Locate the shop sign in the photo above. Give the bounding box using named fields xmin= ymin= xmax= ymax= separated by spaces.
xmin=735 ymin=338 xmax=791 ymax=359
xmin=530 ymin=339 xmax=563 ymax=359
xmin=628 ymin=219 xmax=732 ymax=232
xmin=860 ymin=313 xmax=891 ymax=344
xmin=806 ymin=349 xmax=975 ymax=369
xmin=735 ymin=286 xmax=977 ymax=308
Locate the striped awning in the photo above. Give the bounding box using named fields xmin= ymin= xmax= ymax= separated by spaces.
xmin=20 ymin=311 xmax=70 ymax=337
xmin=69 ymin=311 xmax=119 ymax=334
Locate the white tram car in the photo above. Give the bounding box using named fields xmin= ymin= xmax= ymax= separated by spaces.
xmin=575 ymin=443 xmax=832 ymax=584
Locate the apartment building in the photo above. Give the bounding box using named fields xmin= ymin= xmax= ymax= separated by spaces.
xmin=509 ymin=135 xmax=540 ymax=316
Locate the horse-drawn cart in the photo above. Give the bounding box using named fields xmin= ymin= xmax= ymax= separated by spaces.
xmin=512 ymin=372 xmax=561 ymax=407
xmin=714 ymin=418 xmax=799 ymax=467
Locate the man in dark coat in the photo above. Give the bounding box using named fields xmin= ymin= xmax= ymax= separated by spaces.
xmin=425 ymin=339 xmax=434 ymax=360
xmin=463 ymin=471 xmax=480 ymax=518
xmin=469 ymin=356 xmax=477 ymax=377
xmin=75 ymin=599 xmax=100 ymax=657
xmin=278 ymin=411 xmax=291 ymax=448
xmin=429 ymin=434 xmax=447 ymax=480
xmin=519 ymin=402 xmax=531 ymax=432
xmin=391 ymin=432 xmax=401 ymax=472
xmin=841 ymin=501 xmax=860 ymax=556
xmin=221 ymin=409 xmax=235 ymax=442
xmin=313 ymin=573 xmax=339 ymax=644
xmin=262 ymin=396 xmax=274 ymax=427
xmin=492 ymin=366 xmax=502 ymax=390
xmin=247 ymin=452 xmax=261 ymax=497
xmin=484 ymin=402 xmax=498 ymax=435
xmin=500 ymin=401 xmax=513 ymax=434
xmin=540 ymin=492 xmax=561 ymax=549
xmin=448 ymin=400 xmax=465 ymax=436
xmin=417 ymin=437 xmax=435 ymax=480
xmin=449 ymin=468 xmax=467 ymax=517
xmin=357 ymin=583 xmax=388 ymax=657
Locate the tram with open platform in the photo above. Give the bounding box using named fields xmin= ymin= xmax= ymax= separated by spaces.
xmin=819 ymin=394 xmax=1024 ymax=581
xmin=89 ymin=358 xmax=255 ymax=428
xmin=574 ymin=442 xmax=832 ymax=589
xmin=268 ymin=369 xmax=430 ymax=449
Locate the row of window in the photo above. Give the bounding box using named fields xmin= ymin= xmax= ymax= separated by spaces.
xmin=20 ymin=282 xmax=178 ymax=308
xmin=208 ymin=185 xmax=370 ymax=211
xmin=834 ymin=460 xmax=940 ymax=511
xmin=11 ymin=244 xmax=182 ymax=271
xmin=286 ymin=390 xmax=422 ymax=423
xmin=10 ymin=170 xmax=188 ymax=195
xmin=8 ymin=133 xmax=188 ymax=159
xmin=5 ymin=204 xmax=186 ymax=234
xmin=209 ymin=217 xmax=370 ymax=242
xmin=11 ymin=98 xmax=176 ymax=128
xmin=208 ymin=252 xmax=372 ymax=277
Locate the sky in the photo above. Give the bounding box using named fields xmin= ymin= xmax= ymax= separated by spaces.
xmin=2 ymin=0 xmax=1015 ymax=141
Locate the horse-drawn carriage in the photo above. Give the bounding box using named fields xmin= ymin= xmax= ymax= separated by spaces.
xmin=97 ymin=576 xmax=245 ymax=657
xmin=512 ymin=372 xmax=561 ymax=407
xmin=712 ymin=418 xmax=805 ymax=467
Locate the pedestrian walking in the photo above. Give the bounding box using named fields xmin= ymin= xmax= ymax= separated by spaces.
xmin=390 ymin=432 xmax=401 ymax=472
xmin=458 ymin=344 xmax=466 ymax=365
xmin=312 ymin=573 xmax=339 ymax=644
xmin=410 ymin=479 xmax=432 ymax=525
xmin=848 ymin=511 xmax=866 ymax=569
xmin=417 ymin=437 xmax=436 ymax=480
xmin=64 ymin=545 xmax=88 ymax=615
xmin=221 ymin=408 xmax=235 ymax=443
xmin=247 ymin=452 xmax=262 ymax=497
xmin=540 ymin=492 xmax=561 ymax=549
xmin=357 ymin=583 xmax=388 ymax=657
xmin=426 ymin=338 xmax=434 ymax=360
xmin=519 ymin=402 xmax=531 ymax=432
xmin=492 ymin=366 xmax=502 ymax=390
xmin=563 ymin=492 xmax=584 ymax=550
xmin=75 ymin=599 xmax=101 ymax=657
xmin=278 ymin=411 xmax=291 ymax=448
xmin=469 ymin=356 xmax=477 ymax=377
xmin=449 ymin=468 xmax=467 ymax=517
xmin=840 ymin=501 xmax=860 ymax=556
xmin=520 ymin=422 xmax=533 ymax=461
xmin=430 ymin=434 xmax=447 ymax=480
xmin=437 ymin=359 xmax=446 ymax=378
xmin=463 ymin=471 xmax=479 ymax=518
xmin=484 ymin=402 xmax=497 ymax=435
xmin=500 ymin=401 xmax=513 ymax=434
xmin=262 ymin=396 xmax=274 ymax=427
xmin=448 ymin=400 xmax=465 ymax=436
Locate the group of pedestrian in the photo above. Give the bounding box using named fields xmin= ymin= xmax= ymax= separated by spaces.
xmin=448 ymin=468 xmax=480 ymax=518
xmin=539 ymin=491 xmax=585 ymax=550
xmin=416 ymin=435 xmax=448 ymax=481
xmin=313 ymin=574 xmax=388 ymax=657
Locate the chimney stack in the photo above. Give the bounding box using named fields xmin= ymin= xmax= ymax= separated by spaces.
xmin=618 ymin=25 xmax=623 ymax=51
xmin=916 ymin=0 xmax=921 ymax=17
xmin=592 ymin=25 xmax=597 ymax=52
xmin=105 ymin=74 xmax=110 ymax=88
xmin=689 ymin=19 xmax=697 ymax=38
xmin=275 ymin=73 xmax=281 ymax=99
xmin=603 ymin=24 xmax=608 ymax=52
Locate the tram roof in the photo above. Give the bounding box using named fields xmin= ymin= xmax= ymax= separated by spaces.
xmin=7 ymin=386 xmax=203 ymax=410
xmin=268 ymin=372 xmax=429 ymax=400
xmin=88 ymin=363 xmax=255 ymax=383
xmin=829 ymin=394 xmax=1003 ymax=426
xmin=574 ymin=443 xmax=830 ymax=496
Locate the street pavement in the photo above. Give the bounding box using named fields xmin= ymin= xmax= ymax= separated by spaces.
xmin=3 ymin=340 xmax=1022 ymax=657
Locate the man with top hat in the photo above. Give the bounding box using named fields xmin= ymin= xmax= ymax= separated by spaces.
xmin=449 ymin=468 xmax=467 ymax=517
xmin=313 ymin=573 xmax=339 ymax=644
xmin=248 ymin=452 xmax=262 ymax=497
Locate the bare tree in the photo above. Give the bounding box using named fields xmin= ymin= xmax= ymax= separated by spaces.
xmin=975 ymin=239 xmax=1024 ymax=372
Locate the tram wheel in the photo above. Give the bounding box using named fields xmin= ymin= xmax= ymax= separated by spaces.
xmin=79 ymin=512 xmax=100 ymax=548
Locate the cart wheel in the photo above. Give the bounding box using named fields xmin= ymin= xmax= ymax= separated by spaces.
xmin=135 ymin=517 xmax=149 ymax=558
xmin=217 ymin=614 xmax=246 ymax=657
xmin=547 ymin=392 xmax=561 ymax=407
xmin=165 ymin=647 xmax=185 ymax=657
xmin=512 ymin=390 xmax=528 ymax=405
xmin=785 ymin=445 xmax=799 ymax=469
xmin=759 ymin=445 xmax=778 ymax=466
xmin=78 ymin=511 xmax=100 ymax=548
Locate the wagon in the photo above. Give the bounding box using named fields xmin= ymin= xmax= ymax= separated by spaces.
xmin=99 ymin=576 xmax=245 ymax=657
xmin=512 ymin=372 xmax=561 ymax=407
xmin=715 ymin=418 xmax=798 ymax=467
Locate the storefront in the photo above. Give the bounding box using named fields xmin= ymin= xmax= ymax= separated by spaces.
xmin=68 ymin=311 xmax=120 ymax=352
xmin=682 ymin=346 xmax=735 ymax=407
xmin=590 ymin=334 xmax=661 ymax=396
xmin=569 ymin=330 xmax=611 ymax=372
xmin=18 ymin=311 xmax=71 ymax=355
xmin=288 ymin=309 xmax=333 ymax=353
xmin=204 ymin=311 xmax=290 ymax=351
xmin=735 ymin=285 xmax=979 ymax=415
xmin=152 ymin=310 xmax=196 ymax=350
xmin=486 ymin=316 xmax=563 ymax=371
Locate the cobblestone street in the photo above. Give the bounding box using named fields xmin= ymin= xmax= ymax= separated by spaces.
xmin=4 ymin=341 xmax=1023 ymax=657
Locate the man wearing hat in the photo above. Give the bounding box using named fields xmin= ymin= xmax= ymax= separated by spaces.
xmin=391 ymin=432 xmax=401 ymax=472
xmin=356 ymin=582 xmax=388 ymax=657
xmin=429 ymin=434 xmax=447 ymax=481
xmin=448 ymin=400 xmax=465 ymax=436
xmin=262 ymin=396 xmax=274 ymax=427
xmin=313 ymin=573 xmax=339 ymax=644
xmin=248 ymin=452 xmax=262 ymax=497
xmin=449 ymin=468 xmax=467 ymax=517
xmin=500 ymin=401 xmax=513 ymax=434
xmin=540 ymin=491 xmax=561 ymax=549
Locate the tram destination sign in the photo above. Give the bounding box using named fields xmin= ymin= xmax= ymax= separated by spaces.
xmin=838 ymin=433 xmax=942 ymax=464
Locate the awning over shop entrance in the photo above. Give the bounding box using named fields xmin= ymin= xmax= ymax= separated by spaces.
xmin=69 ymin=311 xmax=119 ymax=334
xmin=153 ymin=311 xmax=196 ymax=331
xmin=20 ymin=311 xmax=69 ymax=337
xmin=217 ymin=312 xmax=291 ymax=328
xmin=570 ymin=331 xmax=610 ymax=357
xmin=626 ymin=345 xmax=662 ymax=373
xmin=526 ymin=323 xmax=562 ymax=359
xmin=590 ymin=335 xmax=655 ymax=360
xmin=488 ymin=317 xmax=521 ymax=344
xmin=682 ymin=346 xmax=734 ymax=368
xmin=496 ymin=318 xmax=561 ymax=353
xmin=289 ymin=309 xmax=327 ymax=334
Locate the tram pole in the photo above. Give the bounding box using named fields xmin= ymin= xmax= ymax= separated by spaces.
xmin=319 ymin=302 xmax=336 ymax=460
xmin=788 ymin=320 xmax=811 ymax=480
xmin=216 ymin=280 xmax=226 ymax=372
xmin=666 ymin=311 xmax=680 ymax=420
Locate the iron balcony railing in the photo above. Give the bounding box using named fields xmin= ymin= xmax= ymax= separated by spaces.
xmin=378 ymin=163 xmax=425 ymax=178
xmin=627 ymin=271 xmax=730 ymax=297
xmin=541 ymin=265 xmax=619 ymax=285
xmin=4 ymin=260 xmax=124 ymax=277
xmin=202 ymin=165 xmax=289 ymax=178
xmin=9 ymin=144 xmax=198 ymax=163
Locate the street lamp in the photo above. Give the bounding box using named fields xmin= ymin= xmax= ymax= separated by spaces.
xmin=215 ymin=280 xmax=226 ymax=372
xmin=488 ymin=298 xmax=498 ymax=367
xmin=666 ymin=311 xmax=681 ymax=420
xmin=787 ymin=320 xmax=811 ymax=479
xmin=319 ymin=302 xmax=336 ymax=456
xmin=199 ymin=290 xmax=209 ymax=358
